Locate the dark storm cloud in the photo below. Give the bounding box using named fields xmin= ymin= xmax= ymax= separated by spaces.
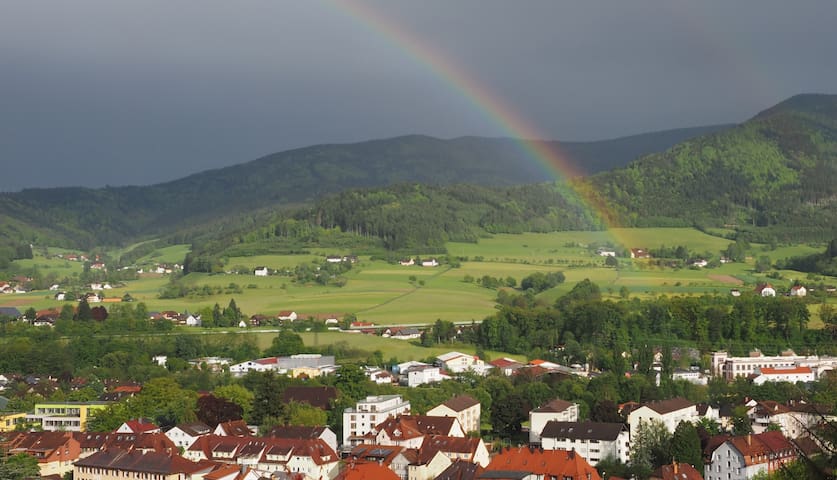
xmin=1 ymin=0 xmax=836 ymax=191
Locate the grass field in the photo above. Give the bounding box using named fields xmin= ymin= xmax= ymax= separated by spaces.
xmin=4 ymin=229 xmax=836 ymax=327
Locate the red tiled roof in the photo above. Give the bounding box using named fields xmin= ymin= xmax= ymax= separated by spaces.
xmin=336 ymin=462 xmax=400 ymax=480
xmin=759 ymin=366 xmax=812 ymax=375
xmin=533 ymin=398 xmax=575 ymax=413
xmin=74 ymin=448 xmax=198 ymax=474
xmin=485 ymin=447 xmax=601 ymax=480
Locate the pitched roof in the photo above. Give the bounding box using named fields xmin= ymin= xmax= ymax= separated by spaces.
xmin=441 ymin=395 xmax=480 ymax=412
xmin=281 ymin=386 xmax=338 ymax=410
xmin=267 ymin=425 xmax=328 ymax=440
xmin=435 ymin=459 xmax=484 ymax=480
xmin=216 ymin=419 xmax=253 ymax=436
xmin=532 ymin=398 xmax=575 ymax=413
xmin=73 ymin=432 xmax=175 ymax=453
xmin=173 ymin=421 xmax=213 ymax=437
xmin=650 ymin=462 xmax=703 ymax=480
xmin=73 ymin=448 xmax=199 ymax=474
xmin=349 ymin=444 xmax=406 ymax=465
xmin=375 ymin=415 xmax=457 ymax=440
xmin=641 ymin=397 xmax=695 ymax=415
xmin=484 ymin=447 xmax=601 ymax=480
xmin=540 ymin=421 xmax=626 ymax=442
xmin=188 ymin=435 xmax=337 ymax=466
xmin=123 ymin=419 xmax=160 ymax=433
xmin=489 ymin=357 xmax=524 ymax=369
xmin=720 ymin=431 xmax=796 ymax=466
xmin=336 ymin=462 xmax=401 ymax=480
xmin=5 ymin=431 xmax=74 ymax=455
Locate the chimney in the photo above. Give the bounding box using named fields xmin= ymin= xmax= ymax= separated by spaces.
xmin=673 ymin=461 xmax=679 ymax=474
xmin=747 ymin=434 xmax=752 ymax=446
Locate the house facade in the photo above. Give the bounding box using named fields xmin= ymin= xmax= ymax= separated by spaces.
xmin=705 ymin=432 xmax=796 ymax=480
xmin=627 ymin=397 xmax=697 ymax=438
xmin=529 ymin=398 xmax=580 ymax=444
xmin=426 ymin=394 xmax=481 ymax=434
xmin=342 ymin=395 xmax=411 ymax=446
xmin=539 ymin=421 xmax=630 ymax=465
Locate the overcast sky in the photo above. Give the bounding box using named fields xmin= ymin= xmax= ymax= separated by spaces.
xmin=1 ymin=1 xmax=836 ymax=192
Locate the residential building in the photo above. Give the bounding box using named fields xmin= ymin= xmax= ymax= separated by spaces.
xmin=348 ymin=444 xmax=411 ymax=479
xmin=267 ymin=425 xmax=338 ymax=454
xmin=29 ymin=401 xmax=110 ymax=432
xmin=372 ymin=415 xmax=465 ymax=448
xmin=166 ymin=421 xmax=212 ymax=450
xmin=254 ymin=266 xmax=269 ymax=276
xmin=337 ymin=462 xmax=402 ymax=480
xmin=705 ymin=431 xmax=796 ymax=480
xmin=1 ymin=411 xmax=26 ymax=432
xmin=711 ymin=350 xmax=837 ymax=381
xmin=747 ymin=400 xmax=835 ymax=437
xmin=343 ymin=395 xmax=411 ymax=446
xmin=488 ymin=357 xmax=525 ymax=376
xmin=74 ymin=448 xmax=209 ymax=480
xmin=650 ymin=462 xmax=703 ymax=480
xmin=627 ymin=397 xmax=697 ymax=438
xmin=426 ymin=395 xmax=481 ymax=434
xmin=756 ymin=284 xmax=776 ymax=297
xmin=539 ymin=421 xmax=630 ymax=465
xmin=482 ymin=447 xmax=601 ymax=480
xmin=3 ymin=431 xmax=81 ymax=477
xmin=214 ymin=419 xmax=253 ymax=437
xmin=529 ymin=398 xmax=580 ymax=444
xmin=401 ymin=363 xmax=446 ymax=387
xmin=435 ymin=352 xmax=487 ymax=375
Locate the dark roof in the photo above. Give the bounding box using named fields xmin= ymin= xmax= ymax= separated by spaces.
xmin=435 ymin=459 xmax=483 ymax=480
xmin=642 ymin=397 xmax=695 ymax=415
xmin=73 ymin=448 xmax=198 ymax=474
xmin=267 ymin=425 xmax=328 ymax=440
xmin=281 ymin=386 xmax=338 ymax=410
xmin=532 ymin=398 xmax=575 ymax=413
xmin=477 ymin=472 xmax=531 ymax=480
xmin=0 ymin=307 xmax=21 ymax=317
xmin=174 ymin=421 xmax=212 ymax=437
xmin=540 ymin=421 xmax=626 ymax=441
xmin=442 ymin=395 xmax=480 ymax=412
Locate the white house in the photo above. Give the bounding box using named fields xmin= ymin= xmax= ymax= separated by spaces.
xmin=435 ymin=352 xmax=487 ymax=375
xmin=529 ymin=398 xmax=580 ymax=444
xmin=426 ymin=395 xmax=481 ymax=434
xmin=421 ymin=258 xmax=439 ymax=267
xmin=790 ymin=285 xmax=807 ymax=297
xmin=254 ymin=266 xmax=269 ymax=277
xmin=705 ymin=431 xmax=796 ymax=480
xmin=342 ymin=395 xmax=411 ymax=446
xmin=276 ymin=311 xmax=298 ymax=322
xmin=184 ymin=314 xmax=202 ymax=327
xmin=627 ymin=397 xmax=697 ymax=438
xmin=165 ymin=421 xmax=212 ymax=449
xmin=401 ymin=364 xmax=446 ymax=387
xmin=756 ymin=284 xmax=776 ymax=297
xmin=540 ymin=421 xmax=631 ymax=465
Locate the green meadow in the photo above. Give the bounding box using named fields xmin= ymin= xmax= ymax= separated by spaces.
xmin=4 ymin=229 xmax=836 ymax=327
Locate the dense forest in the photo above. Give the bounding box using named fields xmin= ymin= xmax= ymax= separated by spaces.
xmin=586 ymin=94 xmax=837 ymax=242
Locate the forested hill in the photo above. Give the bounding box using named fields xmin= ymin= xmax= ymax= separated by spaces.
xmin=0 ymin=126 xmax=727 ymax=249
xmin=585 ymin=93 xmax=837 ymax=241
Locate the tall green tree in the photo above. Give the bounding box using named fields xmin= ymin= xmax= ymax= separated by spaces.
xmin=670 ymin=421 xmax=703 ymax=474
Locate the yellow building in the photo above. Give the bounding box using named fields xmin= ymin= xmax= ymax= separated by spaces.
xmin=1 ymin=412 xmax=27 ymax=432
xmin=32 ymin=401 xmax=110 ymax=432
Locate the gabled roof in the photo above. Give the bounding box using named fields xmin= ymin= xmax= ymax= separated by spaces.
xmin=172 ymin=421 xmax=212 ymax=437
xmin=484 ymin=447 xmax=601 ymax=480
xmin=532 ymin=398 xmax=575 ymax=413
xmin=122 ymin=419 xmax=159 ymax=433
xmin=5 ymin=431 xmax=75 ymax=456
xmin=281 ymin=386 xmax=338 ymax=410
xmin=73 ymin=432 xmax=175 ymax=453
xmin=650 ymin=462 xmax=703 ymax=480
xmin=336 ymin=462 xmax=401 ymax=480
xmin=375 ymin=415 xmax=457 ymax=440
xmin=73 ymin=448 xmax=199 ymax=474
xmin=640 ymin=397 xmax=695 ymax=415
xmin=441 ymin=394 xmax=480 ymax=412
xmin=489 ymin=357 xmax=524 ymax=369
xmin=349 ymin=444 xmax=406 ymax=465
xmin=436 ymin=459 xmax=484 ymax=480
xmin=725 ymin=431 xmax=796 ymax=466
xmin=188 ymin=435 xmax=338 ymax=466
xmin=540 ymin=421 xmax=626 ymax=442
xmin=267 ymin=425 xmax=328 ymax=440
xmin=215 ymin=419 xmax=253 ymax=436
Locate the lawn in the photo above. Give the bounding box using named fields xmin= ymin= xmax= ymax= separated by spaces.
xmin=5 ymin=229 xmax=836 ymax=329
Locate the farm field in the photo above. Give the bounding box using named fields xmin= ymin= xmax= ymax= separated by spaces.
xmin=4 ymin=229 xmax=836 ymax=327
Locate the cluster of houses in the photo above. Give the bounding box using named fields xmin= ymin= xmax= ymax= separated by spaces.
xmin=4 ymin=383 xmax=832 ymax=480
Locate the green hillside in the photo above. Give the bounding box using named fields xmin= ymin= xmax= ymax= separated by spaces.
xmin=586 ymin=94 xmax=837 ymax=241
xmin=0 ymin=127 xmax=728 ymax=251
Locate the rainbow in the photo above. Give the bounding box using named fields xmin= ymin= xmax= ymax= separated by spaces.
xmin=330 ymin=1 xmax=637 ymax=247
